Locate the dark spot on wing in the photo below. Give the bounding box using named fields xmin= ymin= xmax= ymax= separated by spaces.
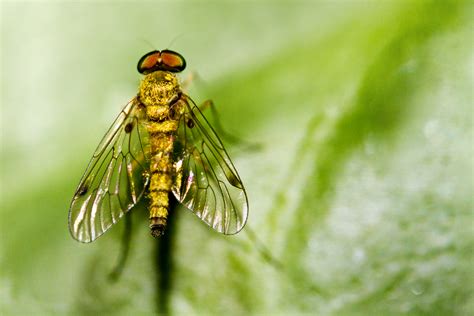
xmin=77 ymin=184 xmax=89 ymax=196
xmin=187 ymin=119 xmax=194 ymax=128
xmin=225 ymin=170 xmax=243 ymax=189
xmin=125 ymin=122 xmax=134 ymax=133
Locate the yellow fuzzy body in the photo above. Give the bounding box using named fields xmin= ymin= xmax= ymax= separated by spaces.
xmin=138 ymin=71 xmax=185 ymax=237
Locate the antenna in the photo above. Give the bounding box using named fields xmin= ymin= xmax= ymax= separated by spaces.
xmin=139 ymin=38 xmax=157 ymax=51
xmin=167 ymin=33 xmax=186 ymax=49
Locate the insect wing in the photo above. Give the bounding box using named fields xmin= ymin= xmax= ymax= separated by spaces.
xmin=69 ymin=99 xmax=150 ymax=242
xmin=172 ymin=97 xmax=248 ymax=234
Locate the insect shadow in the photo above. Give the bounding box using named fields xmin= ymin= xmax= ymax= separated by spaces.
xmin=106 ymin=199 xmax=282 ymax=315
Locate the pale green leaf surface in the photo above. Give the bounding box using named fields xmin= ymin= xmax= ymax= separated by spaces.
xmin=1 ymin=1 xmax=472 ymax=315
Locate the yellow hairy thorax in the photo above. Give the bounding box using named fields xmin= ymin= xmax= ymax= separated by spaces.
xmin=139 ymin=71 xmax=180 ymax=120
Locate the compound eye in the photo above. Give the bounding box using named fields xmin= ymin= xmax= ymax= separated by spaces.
xmin=160 ymin=50 xmax=186 ymax=72
xmin=137 ymin=51 xmax=161 ymax=74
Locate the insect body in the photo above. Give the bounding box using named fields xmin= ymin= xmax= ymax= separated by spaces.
xmin=69 ymin=50 xmax=248 ymax=242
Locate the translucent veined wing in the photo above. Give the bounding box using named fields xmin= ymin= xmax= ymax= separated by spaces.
xmin=171 ymin=95 xmax=248 ymax=234
xmin=69 ymin=98 xmax=151 ymax=243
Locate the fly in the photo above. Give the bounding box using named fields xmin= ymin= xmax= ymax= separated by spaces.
xmin=69 ymin=49 xmax=248 ymax=242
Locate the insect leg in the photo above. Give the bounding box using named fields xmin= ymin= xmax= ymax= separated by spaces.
xmin=180 ymin=72 xmax=197 ymax=91
xmin=198 ymin=99 xmax=261 ymax=151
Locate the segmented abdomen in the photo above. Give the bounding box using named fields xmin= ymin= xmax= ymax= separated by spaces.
xmin=147 ymin=117 xmax=178 ymax=237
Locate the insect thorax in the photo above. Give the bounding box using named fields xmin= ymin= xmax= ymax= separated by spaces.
xmin=139 ymin=71 xmax=181 ymax=120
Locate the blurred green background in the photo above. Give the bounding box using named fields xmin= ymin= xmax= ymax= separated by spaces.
xmin=1 ymin=1 xmax=472 ymax=315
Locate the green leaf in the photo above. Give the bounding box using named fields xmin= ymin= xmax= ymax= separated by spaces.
xmin=1 ymin=1 xmax=472 ymax=315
